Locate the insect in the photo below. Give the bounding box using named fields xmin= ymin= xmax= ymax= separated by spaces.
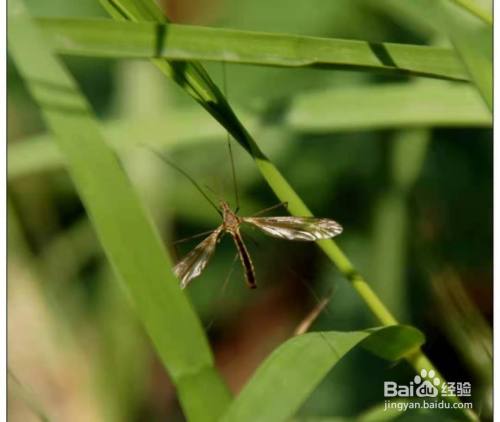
xmin=153 ymin=64 xmax=343 ymax=289
xmin=173 ymin=200 xmax=343 ymax=289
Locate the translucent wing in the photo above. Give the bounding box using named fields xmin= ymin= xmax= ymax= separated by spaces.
xmin=242 ymin=216 xmax=342 ymax=241
xmin=174 ymin=227 xmax=223 ymax=288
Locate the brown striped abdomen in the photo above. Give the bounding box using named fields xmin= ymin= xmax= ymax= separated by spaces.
xmin=231 ymin=229 xmax=256 ymax=289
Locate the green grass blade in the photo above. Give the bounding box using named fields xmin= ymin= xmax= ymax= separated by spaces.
xmin=288 ymin=81 xmax=491 ymax=131
xmin=370 ymin=130 xmax=431 ymax=321
xmin=436 ymin=0 xmax=492 ymax=110
xmin=99 ymin=0 xmax=166 ymax=22
xmin=97 ymin=0 xmax=243 ymax=144
xmin=367 ymin=0 xmax=492 ymax=111
xmin=8 ymin=134 xmax=65 ymax=179
xmin=7 ymin=109 xmax=230 ymax=179
xmin=9 ymin=79 xmax=491 ymax=180
xmin=38 ymin=17 xmax=469 ymax=82
xmin=220 ymin=326 xmax=425 ymax=422
xmin=7 ymin=1 xmax=231 ymax=421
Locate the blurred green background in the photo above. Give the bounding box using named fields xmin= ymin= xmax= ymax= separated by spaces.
xmin=7 ymin=0 xmax=492 ymax=421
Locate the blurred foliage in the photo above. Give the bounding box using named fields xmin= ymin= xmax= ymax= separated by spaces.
xmin=7 ymin=0 xmax=491 ymax=421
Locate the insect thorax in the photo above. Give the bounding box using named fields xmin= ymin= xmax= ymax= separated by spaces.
xmin=220 ymin=201 xmax=240 ymax=232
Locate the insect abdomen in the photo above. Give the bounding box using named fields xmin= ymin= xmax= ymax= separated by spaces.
xmin=231 ymin=229 xmax=257 ymax=289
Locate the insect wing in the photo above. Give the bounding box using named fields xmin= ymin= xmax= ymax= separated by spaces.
xmin=174 ymin=227 xmax=223 ymax=288
xmin=242 ymin=216 xmax=342 ymax=241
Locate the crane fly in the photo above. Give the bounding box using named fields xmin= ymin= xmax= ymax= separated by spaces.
xmin=174 ymin=201 xmax=343 ymax=289
xmin=156 ymin=62 xmax=343 ymax=289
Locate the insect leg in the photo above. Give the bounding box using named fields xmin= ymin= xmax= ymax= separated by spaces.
xmin=252 ymin=202 xmax=289 ymax=217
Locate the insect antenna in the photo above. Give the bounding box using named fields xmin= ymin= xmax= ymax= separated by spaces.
xmin=222 ymin=62 xmax=240 ymax=212
xmin=144 ymin=146 xmax=222 ymax=217
xmin=203 ymin=183 xmax=220 ymax=198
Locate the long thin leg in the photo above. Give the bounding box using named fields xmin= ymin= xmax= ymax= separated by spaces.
xmin=252 ymin=201 xmax=289 ymax=217
xmin=294 ymin=290 xmax=333 ymax=335
xmin=172 ymin=229 xmax=216 ymax=245
xmin=171 ymin=230 xmax=216 ymax=265
xmin=291 ymin=275 xmax=339 ymax=354
xmin=293 ymin=268 xmax=337 ymax=318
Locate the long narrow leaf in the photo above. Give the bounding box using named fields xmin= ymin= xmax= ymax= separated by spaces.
xmin=7 ymin=110 xmax=229 ymax=179
xmin=288 ymin=81 xmax=491 ymax=131
xmin=220 ymin=326 xmax=424 ymax=422
xmin=9 ymin=80 xmax=491 ymax=179
xmin=7 ymin=1 xmax=231 ymax=421
xmin=38 ymin=18 xmax=469 ymax=82
xmin=366 ymin=0 xmax=492 ymax=111
xmin=435 ymin=0 xmax=492 ymax=110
